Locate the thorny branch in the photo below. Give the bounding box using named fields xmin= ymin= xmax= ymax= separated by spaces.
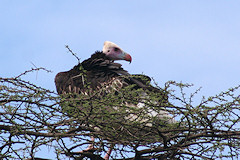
xmin=15 ymin=67 xmax=52 ymax=79
xmin=65 ymin=45 xmax=81 ymax=64
xmin=0 ymin=68 xmax=240 ymax=159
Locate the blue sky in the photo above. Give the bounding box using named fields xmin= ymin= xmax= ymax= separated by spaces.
xmin=1 ymin=1 xmax=240 ymax=158
xmin=1 ymin=1 xmax=240 ymax=97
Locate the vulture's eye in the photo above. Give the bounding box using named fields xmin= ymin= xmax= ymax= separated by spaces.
xmin=114 ymin=48 xmax=119 ymax=51
xmin=107 ymin=50 xmax=110 ymax=52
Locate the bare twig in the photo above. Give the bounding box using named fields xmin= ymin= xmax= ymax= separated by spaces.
xmin=65 ymin=45 xmax=81 ymax=63
xmin=14 ymin=67 xmax=52 ymax=79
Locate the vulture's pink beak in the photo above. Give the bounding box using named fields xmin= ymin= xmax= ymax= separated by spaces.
xmin=124 ymin=53 xmax=132 ymax=63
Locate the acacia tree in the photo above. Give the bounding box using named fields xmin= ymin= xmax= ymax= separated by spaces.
xmin=1 ymin=67 xmax=240 ymax=160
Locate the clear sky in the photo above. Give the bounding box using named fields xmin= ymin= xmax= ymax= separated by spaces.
xmin=1 ymin=1 xmax=240 ymax=158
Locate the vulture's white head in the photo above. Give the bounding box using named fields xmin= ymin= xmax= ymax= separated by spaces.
xmin=102 ymin=41 xmax=132 ymax=63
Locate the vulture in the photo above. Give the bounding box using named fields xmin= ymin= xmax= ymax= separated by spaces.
xmin=55 ymin=41 xmax=176 ymax=160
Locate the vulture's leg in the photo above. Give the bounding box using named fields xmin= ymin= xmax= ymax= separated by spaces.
xmin=85 ymin=136 xmax=95 ymax=151
xmin=104 ymin=144 xmax=114 ymax=160
xmin=79 ymin=137 xmax=96 ymax=152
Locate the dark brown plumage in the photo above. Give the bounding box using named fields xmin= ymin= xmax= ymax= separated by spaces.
xmin=55 ymin=51 xmax=158 ymax=95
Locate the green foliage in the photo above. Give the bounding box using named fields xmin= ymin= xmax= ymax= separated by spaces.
xmin=0 ymin=69 xmax=240 ymax=159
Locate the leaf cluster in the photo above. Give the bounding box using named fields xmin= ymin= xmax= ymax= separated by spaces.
xmin=0 ymin=69 xmax=240 ymax=160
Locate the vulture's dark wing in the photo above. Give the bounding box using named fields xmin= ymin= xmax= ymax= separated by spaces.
xmin=55 ymin=51 xmax=128 ymax=94
xmin=55 ymin=51 xmax=159 ymax=95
